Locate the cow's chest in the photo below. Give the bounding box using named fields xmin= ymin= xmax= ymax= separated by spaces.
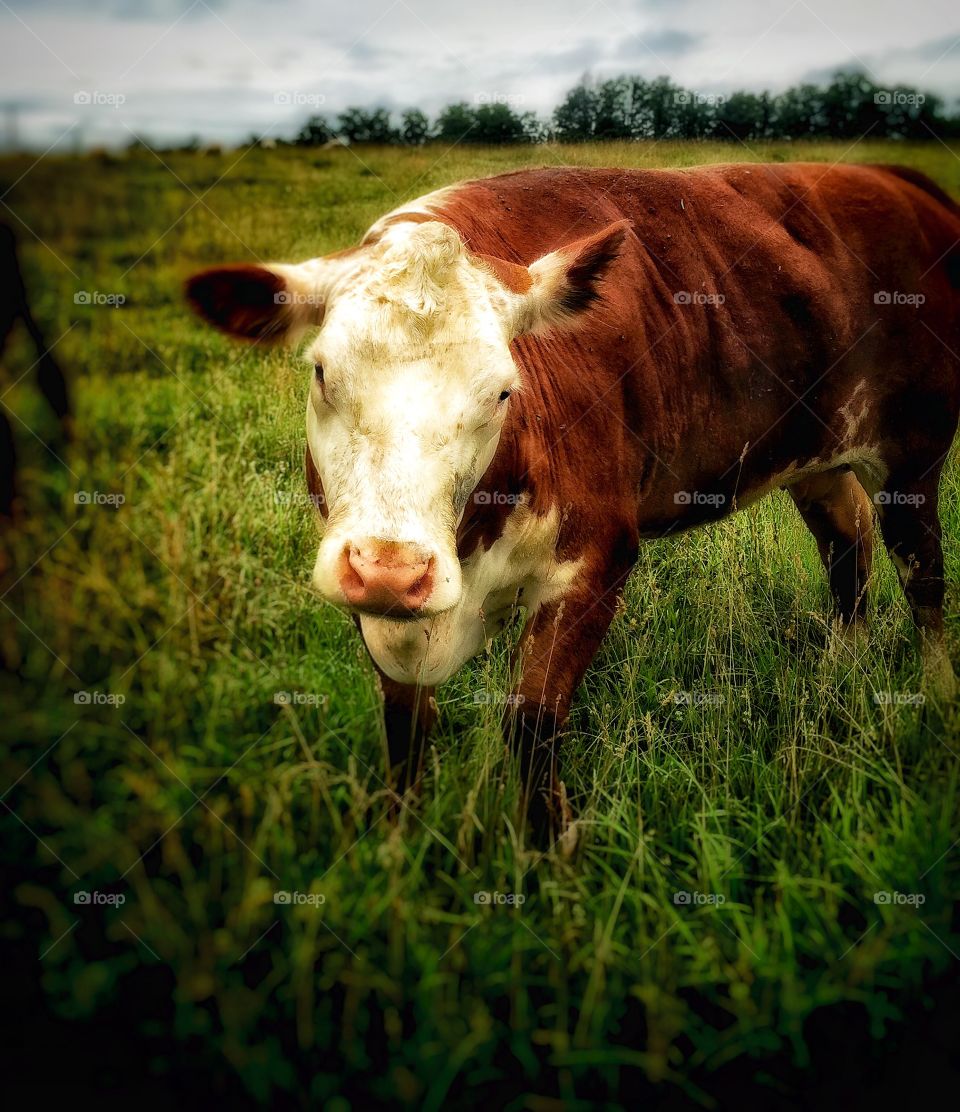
xmin=358 ymin=503 xmax=582 ymax=685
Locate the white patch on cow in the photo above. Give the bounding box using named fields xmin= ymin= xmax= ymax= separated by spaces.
xmin=358 ymin=502 xmax=583 ymax=685
xmin=838 ymin=379 xmax=871 ymax=443
xmin=738 ymin=444 xmax=889 ymax=509
xmin=307 ymin=219 xmax=523 ymax=616
xmin=361 ymin=185 xmax=462 ymax=245
xmin=890 ymin=551 xmax=914 ymax=585
xmin=847 ymin=446 xmax=888 ymax=496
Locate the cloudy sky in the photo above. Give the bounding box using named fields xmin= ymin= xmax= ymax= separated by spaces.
xmin=1 ymin=0 xmax=958 ymax=148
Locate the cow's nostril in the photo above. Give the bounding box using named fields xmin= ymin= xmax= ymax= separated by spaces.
xmin=406 ymin=557 xmax=435 ymax=603
xmin=341 ymin=545 xmax=367 ymax=594
xmin=338 ymin=541 xmax=435 ymax=612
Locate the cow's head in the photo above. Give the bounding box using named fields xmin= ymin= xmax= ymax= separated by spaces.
xmin=186 ymin=218 xmax=628 ymax=620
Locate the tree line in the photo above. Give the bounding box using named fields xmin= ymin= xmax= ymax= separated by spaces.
xmin=283 ymin=71 xmax=959 ymax=147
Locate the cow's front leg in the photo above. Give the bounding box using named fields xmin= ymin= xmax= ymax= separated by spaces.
xmin=378 ymin=671 xmax=436 ymax=798
xmin=510 ymin=559 xmax=633 ymax=854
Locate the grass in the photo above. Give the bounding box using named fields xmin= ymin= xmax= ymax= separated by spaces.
xmin=2 ymin=139 xmax=960 ymax=1106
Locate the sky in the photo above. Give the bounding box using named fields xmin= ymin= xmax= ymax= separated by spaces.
xmin=0 ymin=0 xmax=958 ymax=149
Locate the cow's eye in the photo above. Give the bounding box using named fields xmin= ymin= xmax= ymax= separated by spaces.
xmin=314 ymin=363 xmax=330 ymax=402
xmin=498 ymin=390 xmax=511 ymax=404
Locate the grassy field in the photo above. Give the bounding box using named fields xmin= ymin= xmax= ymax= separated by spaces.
xmin=2 ymin=139 xmax=960 ymax=1106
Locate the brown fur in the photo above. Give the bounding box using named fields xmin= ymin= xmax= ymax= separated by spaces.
xmin=411 ymin=162 xmax=960 ymax=842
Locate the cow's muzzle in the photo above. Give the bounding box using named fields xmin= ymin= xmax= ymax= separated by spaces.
xmin=334 ymin=538 xmax=439 ymax=618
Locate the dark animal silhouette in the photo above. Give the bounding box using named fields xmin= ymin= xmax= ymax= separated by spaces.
xmin=0 ymin=223 xmax=70 ymax=518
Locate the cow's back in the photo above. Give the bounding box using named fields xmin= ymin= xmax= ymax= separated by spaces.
xmin=432 ymin=162 xmax=960 ymax=535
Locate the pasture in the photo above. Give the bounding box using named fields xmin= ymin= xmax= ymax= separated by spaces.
xmin=2 ymin=139 xmax=960 ymax=1105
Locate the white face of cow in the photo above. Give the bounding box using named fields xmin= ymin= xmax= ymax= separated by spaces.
xmin=186 ymin=214 xmax=628 ymax=622
xmin=305 ymin=222 xmax=521 ymax=617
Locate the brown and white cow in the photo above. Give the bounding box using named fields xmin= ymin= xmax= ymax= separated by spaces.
xmin=187 ymin=161 xmax=960 ymax=847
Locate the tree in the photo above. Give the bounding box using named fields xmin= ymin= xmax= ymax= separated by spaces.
xmin=819 ymin=71 xmax=882 ymax=139
xmin=336 ymin=107 xmax=397 ymax=144
xmin=277 ymin=70 xmax=960 ymax=149
xmin=593 ymin=78 xmax=632 ymax=140
xmin=771 ymin=83 xmax=826 ymax=138
xmin=519 ymin=111 xmax=549 ymax=143
xmin=400 ymin=108 xmax=430 ymax=145
xmin=472 ymin=102 xmax=527 ymax=143
xmin=714 ymin=91 xmax=768 ymax=141
xmin=434 ymin=102 xmax=476 ymax=143
xmin=553 ymin=82 xmax=597 ymax=141
xmin=296 ymin=115 xmax=333 ymax=146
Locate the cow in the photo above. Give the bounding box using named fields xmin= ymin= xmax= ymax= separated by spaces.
xmin=186 ymin=161 xmax=960 ymax=850
xmin=0 ymin=223 xmax=71 ymax=521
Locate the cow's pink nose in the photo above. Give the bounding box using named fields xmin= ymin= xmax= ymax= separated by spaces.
xmin=338 ymin=540 xmax=435 ymax=615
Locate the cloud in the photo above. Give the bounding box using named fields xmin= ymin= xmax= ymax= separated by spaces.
xmin=2 ymin=0 xmax=221 ymax=18
xmin=799 ymin=31 xmax=960 ymax=99
xmin=614 ymin=29 xmax=703 ymax=58
xmin=0 ymin=0 xmax=958 ymax=148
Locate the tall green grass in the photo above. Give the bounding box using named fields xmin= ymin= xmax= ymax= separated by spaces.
xmin=2 ymin=139 xmax=959 ymax=1105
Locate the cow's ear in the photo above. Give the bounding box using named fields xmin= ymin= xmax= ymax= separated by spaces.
xmin=185 ymin=262 xmax=327 ymax=345
xmin=511 ymin=220 xmax=630 ymax=336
